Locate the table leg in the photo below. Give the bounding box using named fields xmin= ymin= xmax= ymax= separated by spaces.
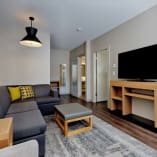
xmin=64 ymin=121 xmax=68 ymax=137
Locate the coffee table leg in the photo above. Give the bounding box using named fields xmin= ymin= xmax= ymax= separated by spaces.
xmin=89 ymin=117 xmax=93 ymax=128
xmin=64 ymin=121 xmax=68 ymax=137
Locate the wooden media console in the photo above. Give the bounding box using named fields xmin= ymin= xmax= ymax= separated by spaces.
xmin=110 ymin=80 xmax=157 ymax=128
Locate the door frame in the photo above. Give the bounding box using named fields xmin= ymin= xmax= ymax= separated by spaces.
xmin=77 ymin=55 xmax=86 ymax=99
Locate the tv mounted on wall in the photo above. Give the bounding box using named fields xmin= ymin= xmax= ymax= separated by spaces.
xmin=118 ymin=44 xmax=157 ymax=81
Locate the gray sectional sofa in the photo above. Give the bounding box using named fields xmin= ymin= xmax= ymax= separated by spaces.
xmin=0 ymin=84 xmax=60 ymax=157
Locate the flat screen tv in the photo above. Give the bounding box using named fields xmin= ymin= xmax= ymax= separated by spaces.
xmin=118 ymin=44 xmax=157 ymax=80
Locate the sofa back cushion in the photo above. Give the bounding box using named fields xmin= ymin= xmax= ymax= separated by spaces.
xmin=0 ymin=86 xmax=11 ymax=118
xmin=33 ymin=84 xmax=51 ymax=97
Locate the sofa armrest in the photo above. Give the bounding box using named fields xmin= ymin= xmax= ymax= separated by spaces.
xmin=0 ymin=140 xmax=38 ymax=157
xmin=50 ymin=88 xmax=59 ymax=97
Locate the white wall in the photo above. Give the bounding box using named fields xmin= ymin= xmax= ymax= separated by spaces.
xmin=50 ymin=49 xmax=70 ymax=94
xmin=91 ymin=5 xmax=157 ymax=120
xmin=0 ymin=25 xmax=50 ymax=85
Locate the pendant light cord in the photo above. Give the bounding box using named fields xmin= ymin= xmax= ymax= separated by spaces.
xmin=29 ymin=17 xmax=34 ymax=28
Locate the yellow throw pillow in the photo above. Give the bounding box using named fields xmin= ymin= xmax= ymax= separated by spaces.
xmin=20 ymin=86 xmax=35 ymax=100
xmin=8 ymin=86 xmax=21 ymax=102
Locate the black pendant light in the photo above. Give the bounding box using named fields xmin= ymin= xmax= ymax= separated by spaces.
xmin=20 ymin=17 xmax=42 ymax=47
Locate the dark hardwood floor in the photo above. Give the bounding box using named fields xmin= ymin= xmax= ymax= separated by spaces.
xmin=59 ymin=95 xmax=157 ymax=150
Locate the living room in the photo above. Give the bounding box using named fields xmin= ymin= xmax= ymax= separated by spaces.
xmin=1 ymin=1 xmax=157 ymax=157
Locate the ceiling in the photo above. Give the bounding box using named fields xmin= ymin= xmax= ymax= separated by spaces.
xmin=1 ymin=0 xmax=157 ymax=50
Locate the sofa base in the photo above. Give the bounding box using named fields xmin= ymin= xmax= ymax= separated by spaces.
xmin=39 ymin=103 xmax=59 ymax=115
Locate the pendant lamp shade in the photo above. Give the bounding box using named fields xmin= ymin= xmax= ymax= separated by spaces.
xmin=20 ymin=17 xmax=42 ymax=47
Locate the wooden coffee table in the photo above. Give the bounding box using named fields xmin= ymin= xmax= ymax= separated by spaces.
xmin=54 ymin=103 xmax=93 ymax=137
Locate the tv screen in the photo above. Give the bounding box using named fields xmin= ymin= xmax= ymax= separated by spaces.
xmin=118 ymin=44 xmax=157 ymax=80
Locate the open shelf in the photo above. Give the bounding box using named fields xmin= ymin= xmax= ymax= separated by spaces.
xmin=125 ymin=92 xmax=154 ymax=100
xmin=110 ymin=80 xmax=157 ymax=128
xmin=111 ymin=96 xmax=122 ymax=101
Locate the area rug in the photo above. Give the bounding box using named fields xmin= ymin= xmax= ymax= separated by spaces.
xmin=44 ymin=116 xmax=157 ymax=157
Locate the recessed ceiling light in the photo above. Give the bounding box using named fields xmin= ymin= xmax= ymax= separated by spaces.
xmin=76 ymin=27 xmax=83 ymax=32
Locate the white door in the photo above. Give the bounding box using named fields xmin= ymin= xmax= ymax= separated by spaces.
xmin=93 ymin=49 xmax=109 ymax=102
xmin=71 ymin=63 xmax=78 ymax=97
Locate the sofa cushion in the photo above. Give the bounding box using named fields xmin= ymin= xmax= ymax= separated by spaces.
xmin=7 ymin=101 xmax=38 ymax=114
xmin=33 ymin=85 xmax=50 ymax=97
xmin=15 ymin=97 xmax=35 ymax=103
xmin=5 ymin=110 xmax=47 ymax=141
xmin=0 ymin=86 xmax=11 ymax=118
xmin=36 ymin=96 xmax=60 ymax=105
xmin=54 ymin=103 xmax=93 ymax=120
